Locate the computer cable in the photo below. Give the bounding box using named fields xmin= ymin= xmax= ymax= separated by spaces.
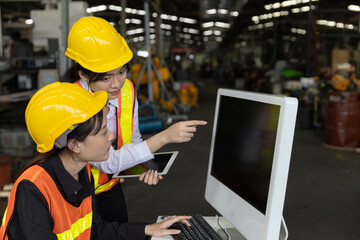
xmin=216 ymin=215 xmax=231 ymax=240
xmin=281 ymin=215 xmax=289 ymax=240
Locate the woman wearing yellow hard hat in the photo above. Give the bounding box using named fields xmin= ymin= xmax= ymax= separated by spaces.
xmin=0 ymin=82 xmax=190 ymax=239
xmin=62 ymin=16 xmax=207 ymax=223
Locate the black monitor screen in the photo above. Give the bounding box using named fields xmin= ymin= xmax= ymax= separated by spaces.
xmin=210 ymin=95 xmax=280 ymax=214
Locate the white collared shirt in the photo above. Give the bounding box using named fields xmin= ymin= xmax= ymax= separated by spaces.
xmin=78 ymin=79 xmax=154 ymax=173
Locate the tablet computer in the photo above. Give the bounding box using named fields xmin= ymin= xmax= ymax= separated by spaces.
xmin=112 ymin=151 xmax=178 ymax=178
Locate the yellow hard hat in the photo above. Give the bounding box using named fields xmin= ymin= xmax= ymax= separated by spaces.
xmin=25 ymin=82 xmax=107 ymax=153
xmin=65 ymin=16 xmax=133 ymax=73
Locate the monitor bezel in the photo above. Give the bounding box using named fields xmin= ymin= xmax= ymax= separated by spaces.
xmin=205 ymin=88 xmax=298 ymax=240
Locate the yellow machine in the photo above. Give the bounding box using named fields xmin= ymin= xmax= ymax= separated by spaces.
xmin=330 ymin=74 xmax=351 ymax=91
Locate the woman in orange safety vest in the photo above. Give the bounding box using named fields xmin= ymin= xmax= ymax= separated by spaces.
xmin=62 ymin=16 xmax=207 ymax=223
xmin=0 ymin=82 xmax=190 ymax=240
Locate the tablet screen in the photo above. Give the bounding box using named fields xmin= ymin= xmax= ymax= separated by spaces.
xmin=113 ymin=151 xmax=178 ymax=178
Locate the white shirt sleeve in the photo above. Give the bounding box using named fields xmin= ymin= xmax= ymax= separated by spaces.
xmin=90 ymin=141 xmax=154 ymax=174
xmin=90 ymin=97 xmax=154 ymax=174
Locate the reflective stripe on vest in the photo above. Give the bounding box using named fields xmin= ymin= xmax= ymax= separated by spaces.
xmin=0 ymin=164 xmax=93 ymax=240
xmin=75 ymin=79 xmax=135 ymax=194
xmin=56 ymin=212 xmax=92 ymax=240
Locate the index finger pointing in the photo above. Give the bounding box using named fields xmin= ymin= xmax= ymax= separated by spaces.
xmin=185 ymin=120 xmax=207 ymax=126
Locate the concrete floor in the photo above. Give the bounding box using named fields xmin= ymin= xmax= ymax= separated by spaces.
xmin=1 ymin=78 xmax=360 ymax=239
xmin=123 ymin=78 xmax=360 ymax=239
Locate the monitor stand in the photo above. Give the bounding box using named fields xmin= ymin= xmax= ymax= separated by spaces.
xmin=216 ymin=216 xmax=288 ymax=240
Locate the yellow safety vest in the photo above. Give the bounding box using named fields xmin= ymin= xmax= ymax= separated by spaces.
xmin=75 ymin=79 xmax=135 ymax=194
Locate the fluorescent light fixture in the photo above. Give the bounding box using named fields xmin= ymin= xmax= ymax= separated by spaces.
xmin=264 ymin=22 xmax=274 ymax=27
xmin=184 ymin=28 xmax=199 ymax=34
xmin=86 ymin=5 xmax=107 ymax=13
xmin=109 ymin=5 xmax=122 ymax=12
xmin=123 ymin=7 xmax=144 ymax=15
xmin=161 ymin=24 xmax=172 ymax=30
xmin=25 ymin=19 xmax=33 ymax=24
xmin=346 ymin=24 xmax=355 ymax=30
xmin=214 ymin=30 xmax=222 ymax=36
xmin=336 ymin=23 xmax=344 ymax=29
xmin=215 ymin=37 xmax=222 ymax=42
xmin=179 ymin=17 xmax=197 ymax=24
xmin=126 ymin=28 xmax=144 ymax=35
xmin=301 ymin=6 xmax=310 ymax=11
xmin=188 ymin=28 xmax=200 ymax=34
xmin=149 ymin=22 xmax=155 ymax=27
xmin=137 ymin=10 xmax=146 ymax=15
xmin=137 ymin=50 xmax=149 ymax=58
xmin=150 ymin=34 xmax=156 ymax=39
xmin=215 ymin=22 xmax=230 ymax=28
xmin=265 ymin=0 xmax=319 ymax=10
xmin=218 ymin=9 xmax=228 ymax=14
xmin=348 ymin=5 xmax=360 ymax=12
xmin=252 ymin=16 xmax=260 ymax=23
xmin=273 ymin=2 xmax=281 ymax=9
xmin=316 ymin=19 xmax=356 ymax=30
xmin=206 ymin=9 xmax=217 ymax=14
xmin=230 ymin=11 xmax=239 ymax=17
xmin=291 ymin=8 xmax=301 ymax=13
xmin=202 ymin=22 xmax=215 ymax=28
xmin=203 ymin=30 xmax=213 ymax=36
xmin=152 ymin=13 xmax=158 ymax=18
xmin=160 ymin=14 xmax=178 ymax=21
xmin=125 ymin=18 xmax=141 ymax=24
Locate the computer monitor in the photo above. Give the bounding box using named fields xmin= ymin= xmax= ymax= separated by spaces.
xmin=205 ymin=89 xmax=298 ymax=240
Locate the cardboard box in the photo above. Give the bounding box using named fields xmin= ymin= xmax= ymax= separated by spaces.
xmin=332 ymin=49 xmax=350 ymax=72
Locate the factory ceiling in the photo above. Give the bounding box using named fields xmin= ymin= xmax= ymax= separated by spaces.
xmin=0 ymin=0 xmax=359 ymax=53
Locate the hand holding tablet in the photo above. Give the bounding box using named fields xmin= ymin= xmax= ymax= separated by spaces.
xmin=112 ymin=151 xmax=178 ymax=178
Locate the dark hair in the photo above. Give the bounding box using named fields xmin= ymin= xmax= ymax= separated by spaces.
xmin=61 ymin=63 xmax=105 ymax=86
xmin=15 ymin=109 xmax=104 ymax=180
xmin=62 ymin=62 xmax=130 ymax=87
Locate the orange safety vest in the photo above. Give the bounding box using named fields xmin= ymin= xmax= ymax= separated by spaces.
xmin=0 ymin=164 xmax=93 ymax=240
xmin=75 ymin=79 xmax=135 ymax=194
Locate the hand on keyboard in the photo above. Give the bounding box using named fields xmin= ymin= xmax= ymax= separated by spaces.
xmin=145 ymin=215 xmax=192 ymax=238
xmin=170 ymin=215 xmax=223 ymax=240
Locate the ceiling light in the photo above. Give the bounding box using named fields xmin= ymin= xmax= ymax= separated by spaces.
xmin=137 ymin=50 xmax=149 ymax=58
xmin=161 ymin=24 xmax=172 ymax=30
xmin=206 ymin=9 xmax=217 ymax=14
xmin=218 ymin=9 xmax=228 ymax=14
xmin=86 ymin=5 xmax=107 ymax=13
xmin=215 ymin=22 xmax=230 ymax=28
xmin=126 ymin=28 xmax=144 ymax=35
xmin=202 ymin=22 xmax=215 ymax=28
xmin=273 ymin=3 xmax=281 ymax=9
xmin=348 ymin=5 xmax=360 ymax=12
xmin=203 ymin=30 xmax=213 ymax=36
xmin=109 ymin=5 xmax=122 ymax=12
xmin=25 ymin=19 xmax=33 ymax=24
xmin=179 ymin=17 xmax=197 ymax=24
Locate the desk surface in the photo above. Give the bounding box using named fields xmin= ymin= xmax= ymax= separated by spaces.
xmin=151 ymin=216 xmax=246 ymax=240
